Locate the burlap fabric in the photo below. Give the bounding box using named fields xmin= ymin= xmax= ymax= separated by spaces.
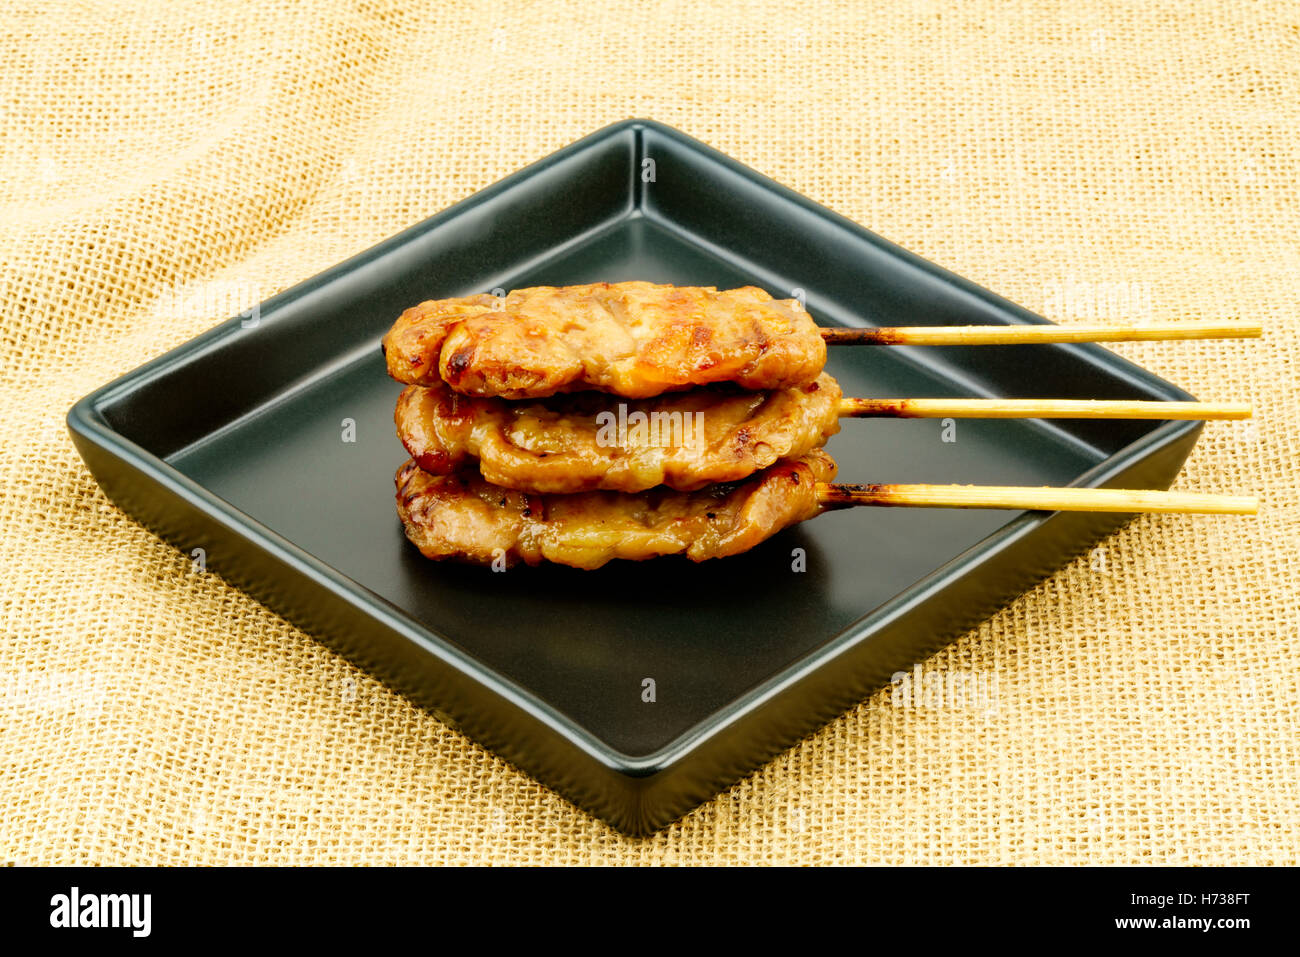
xmin=2 ymin=0 xmax=1295 ymax=865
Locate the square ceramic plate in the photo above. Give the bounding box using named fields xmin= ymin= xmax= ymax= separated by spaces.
xmin=69 ymin=120 xmax=1202 ymax=835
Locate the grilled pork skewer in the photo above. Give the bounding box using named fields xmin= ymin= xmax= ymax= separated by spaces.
xmin=395 ymin=375 xmax=843 ymax=494
xmin=395 ymin=451 xmax=837 ymax=569
xmin=382 ymin=282 xmax=1260 ymax=400
xmin=383 ymin=283 xmax=825 ymax=400
xmin=395 ymin=452 xmax=1256 ymax=571
xmin=395 ymin=375 xmax=1251 ymax=495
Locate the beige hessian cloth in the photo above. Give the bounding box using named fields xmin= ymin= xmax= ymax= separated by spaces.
xmin=1 ymin=0 xmax=1296 ymax=864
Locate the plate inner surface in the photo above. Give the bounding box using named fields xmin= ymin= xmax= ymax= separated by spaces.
xmin=168 ymin=216 xmax=1100 ymax=756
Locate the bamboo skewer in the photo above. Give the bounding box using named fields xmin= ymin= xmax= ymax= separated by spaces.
xmin=818 ymin=485 xmax=1258 ymax=515
xmin=837 ymin=398 xmax=1252 ymax=420
xmin=817 ymin=484 xmax=1257 ymax=515
xmin=819 ymin=319 xmax=1262 ymax=345
xmin=816 ymin=319 xmax=1260 ymax=517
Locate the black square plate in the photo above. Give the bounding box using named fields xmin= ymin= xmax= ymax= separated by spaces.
xmin=69 ymin=120 xmax=1202 ymax=835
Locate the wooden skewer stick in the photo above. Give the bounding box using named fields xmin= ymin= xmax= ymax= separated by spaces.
xmin=817 ymin=484 xmax=1258 ymax=515
xmin=837 ymin=398 xmax=1252 ymax=420
xmin=820 ymin=319 xmax=1263 ymax=345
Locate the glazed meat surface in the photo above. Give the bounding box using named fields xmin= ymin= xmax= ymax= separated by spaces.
xmin=382 ymin=281 xmax=827 ymax=399
xmin=394 ymin=449 xmax=837 ymax=570
xmin=394 ymin=372 xmax=843 ymax=493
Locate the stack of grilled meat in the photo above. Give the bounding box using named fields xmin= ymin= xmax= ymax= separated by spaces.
xmin=382 ymin=281 xmax=840 ymax=570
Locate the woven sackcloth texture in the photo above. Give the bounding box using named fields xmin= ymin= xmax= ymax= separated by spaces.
xmin=1 ymin=0 xmax=1296 ymax=865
